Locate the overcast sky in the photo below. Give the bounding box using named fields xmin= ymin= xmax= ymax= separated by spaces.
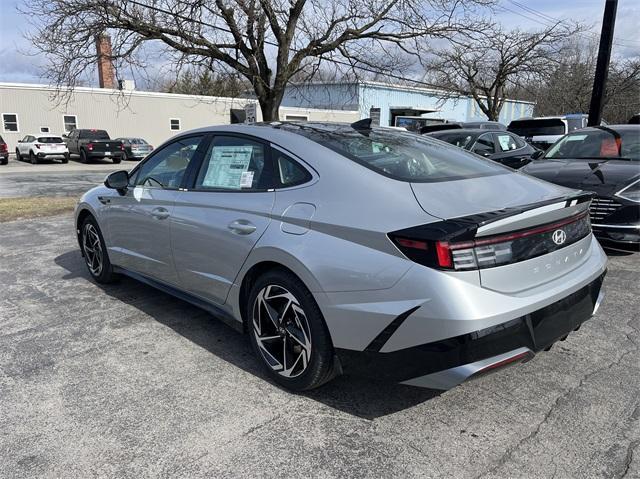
xmin=0 ymin=0 xmax=638 ymax=86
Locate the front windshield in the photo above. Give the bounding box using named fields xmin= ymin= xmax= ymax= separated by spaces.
xmin=545 ymin=128 xmax=640 ymax=160
xmin=286 ymin=124 xmax=509 ymax=182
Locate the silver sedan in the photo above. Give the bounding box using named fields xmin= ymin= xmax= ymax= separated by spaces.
xmin=75 ymin=122 xmax=607 ymax=391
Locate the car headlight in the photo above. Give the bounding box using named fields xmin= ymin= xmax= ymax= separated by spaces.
xmin=616 ymin=178 xmax=640 ymax=203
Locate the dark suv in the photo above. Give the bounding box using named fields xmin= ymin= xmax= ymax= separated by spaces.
xmin=0 ymin=135 xmax=8 ymax=165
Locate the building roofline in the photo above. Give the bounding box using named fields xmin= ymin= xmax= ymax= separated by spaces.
xmin=0 ymin=82 xmax=256 ymax=103
xmin=287 ymin=80 xmax=536 ymax=105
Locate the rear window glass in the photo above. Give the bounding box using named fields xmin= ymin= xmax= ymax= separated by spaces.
xmin=80 ymin=130 xmax=109 ymax=140
xmin=37 ymin=137 xmax=63 ymax=143
xmin=545 ymin=128 xmax=640 ymax=160
xmin=509 ymin=119 xmax=566 ymax=137
xmin=129 ymin=138 xmax=148 ymax=145
xmin=286 ymin=124 xmax=509 ymax=182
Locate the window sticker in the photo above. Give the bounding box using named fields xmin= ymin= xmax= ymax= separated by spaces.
xmin=202 ymin=146 xmax=253 ymax=189
xmin=240 ymin=171 xmax=254 ymax=188
xmin=566 ymin=134 xmax=588 ymax=142
xmin=498 ymin=135 xmax=513 ymax=151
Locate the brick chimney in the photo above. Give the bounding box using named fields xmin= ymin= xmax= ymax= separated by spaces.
xmin=96 ymin=34 xmax=115 ymax=89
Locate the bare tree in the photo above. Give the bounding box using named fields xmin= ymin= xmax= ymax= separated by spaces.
xmin=513 ymin=37 xmax=640 ymax=123
xmin=425 ymin=22 xmax=580 ymax=121
xmin=23 ymin=0 xmax=491 ymax=120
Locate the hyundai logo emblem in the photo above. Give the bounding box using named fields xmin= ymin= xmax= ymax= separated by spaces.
xmin=552 ymin=229 xmax=567 ymax=245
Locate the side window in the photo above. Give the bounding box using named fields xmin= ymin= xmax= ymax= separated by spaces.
xmin=2 ymin=114 xmax=19 ymax=132
xmin=135 ymin=135 xmax=203 ymax=189
xmin=472 ymin=134 xmax=495 ymax=156
xmin=63 ymin=115 xmax=77 ymax=132
xmin=496 ymin=133 xmax=519 ymax=152
xmin=273 ymin=150 xmax=312 ymax=187
xmin=195 ymin=136 xmax=268 ymax=191
xmin=21 ymin=135 xmax=29 ymax=142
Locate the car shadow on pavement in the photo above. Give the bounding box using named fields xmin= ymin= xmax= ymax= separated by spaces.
xmin=54 ymin=250 xmax=440 ymax=419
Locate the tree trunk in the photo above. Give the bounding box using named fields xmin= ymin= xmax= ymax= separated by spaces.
xmin=259 ymin=92 xmax=283 ymax=122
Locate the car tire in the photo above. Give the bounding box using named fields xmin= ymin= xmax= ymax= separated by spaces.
xmin=123 ymin=151 xmax=129 ymax=161
xmin=29 ymin=151 xmax=38 ymax=165
xmin=15 ymin=149 xmax=21 ymax=161
xmin=247 ymin=269 xmax=337 ymax=391
xmin=80 ymin=215 xmax=118 ymax=284
xmin=62 ymin=154 xmax=69 ymax=164
xmin=0 ymin=157 xmax=7 ymax=165
xmin=112 ymin=158 xmax=121 ymax=164
xmin=80 ymin=149 xmax=88 ymax=164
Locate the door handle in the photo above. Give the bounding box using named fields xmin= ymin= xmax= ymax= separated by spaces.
xmin=228 ymin=220 xmax=256 ymax=235
xmin=151 ymin=207 xmax=170 ymax=220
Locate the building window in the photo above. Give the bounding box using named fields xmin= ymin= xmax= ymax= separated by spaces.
xmin=2 ymin=113 xmax=19 ymax=132
xmin=170 ymin=118 xmax=181 ymax=131
xmin=63 ymin=115 xmax=77 ymax=132
xmin=40 ymin=126 xmax=50 ymax=133
xmin=284 ymin=115 xmax=308 ymax=122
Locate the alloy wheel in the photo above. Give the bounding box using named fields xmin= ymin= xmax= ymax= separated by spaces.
xmin=82 ymin=223 xmax=103 ymax=276
xmin=252 ymin=285 xmax=312 ymax=378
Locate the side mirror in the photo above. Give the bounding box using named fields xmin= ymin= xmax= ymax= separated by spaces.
xmin=531 ymin=150 xmax=544 ymax=160
xmin=105 ymin=170 xmax=129 ymax=190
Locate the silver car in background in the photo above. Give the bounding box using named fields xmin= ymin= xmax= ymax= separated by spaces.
xmin=75 ymin=122 xmax=607 ymax=391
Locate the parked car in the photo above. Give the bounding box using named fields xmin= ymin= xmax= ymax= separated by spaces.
xmin=426 ymin=128 xmax=537 ymax=169
xmin=115 ymin=137 xmax=154 ymax=160
xmin=521 ymin=125 xmax=640 ymax=252
xmin=629 ymin=113 xmax=640 ymax=124
xmin=420 ymin=121 xmax=507 ymax=135
xmin=508 ymin=114 xmax=592 ymax=151
xmin=0 ymin=135 xmax=8 ymax=165
xmin=15 ymin=134 xmax=69 ymax=164
xmin=76 ymin=122 xmax=607 ymax=391
xmin=64 ymin=129 xmax=124 ymax=164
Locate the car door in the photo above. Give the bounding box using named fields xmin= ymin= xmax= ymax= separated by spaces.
xmin=19 ymin=136 xmax=32 ymax=155
xmin=104 ymin=134 xmax=207 ymax=285
xmin=470 ymin=133 xmax=497 ymax=158
xmin=171 ymin=134 xmax=275 ymax=305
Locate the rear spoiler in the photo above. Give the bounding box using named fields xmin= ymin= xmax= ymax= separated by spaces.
xmin=391 ymin=191 xmax=593 ymax=243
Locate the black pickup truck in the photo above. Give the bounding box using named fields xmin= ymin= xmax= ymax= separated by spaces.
xmin=64 ymin=129 xmax=124 ymax=164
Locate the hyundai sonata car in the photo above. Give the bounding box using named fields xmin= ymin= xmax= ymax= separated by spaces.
xmin=522 ymin=125 xmax=640 ymax=252
xmin=75 ymin=121 xmax=607 ymax=391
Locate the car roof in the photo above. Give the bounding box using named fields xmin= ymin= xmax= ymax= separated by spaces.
xmin=570 ymin=125 xmax=639 ymax=133
xmin=429 ymin=128 xmax=508 ymax=136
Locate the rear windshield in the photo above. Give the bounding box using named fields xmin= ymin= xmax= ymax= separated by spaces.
xmin=509 ymin=119 xmax=566 ymax=137
xmin=129 ymin=138 xmax=148 ymax=145
xmin=37 ymin=137 xmax=64 ymax=143
xmin=287 ymin=124 xmax=509 ymax=182
xmin=80 ymin=130 xmax=110 ymax=140
xmin=545 ymin=128 xmax=640 ymax=160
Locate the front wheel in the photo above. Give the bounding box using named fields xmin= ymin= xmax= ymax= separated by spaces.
xmin=80 ymin=216 xmax=118 ymax=284
xmin=15 ymin=149 xmax=21 ymax=161
xmin=247 ymin=269 xmax=337 ymax=391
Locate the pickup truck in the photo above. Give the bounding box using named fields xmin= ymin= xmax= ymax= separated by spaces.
xmin=64 ymin=129 xmax=124 ymax=164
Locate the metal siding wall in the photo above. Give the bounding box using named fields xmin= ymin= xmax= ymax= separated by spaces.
xmin=0 ymin=85 xmax=248 ymax=151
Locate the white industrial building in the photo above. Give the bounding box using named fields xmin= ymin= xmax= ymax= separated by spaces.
xmin=0 ymin=82 xmax=359 ymax=151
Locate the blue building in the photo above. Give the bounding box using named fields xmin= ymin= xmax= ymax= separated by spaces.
xmin=281 ymin=81 xmax=534 ymax=128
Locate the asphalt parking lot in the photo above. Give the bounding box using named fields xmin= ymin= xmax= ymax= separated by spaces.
xmin=0 ymin=211 xmax=638 ymax=478
xmin=0 ymin=156 xmax=132 ymax=198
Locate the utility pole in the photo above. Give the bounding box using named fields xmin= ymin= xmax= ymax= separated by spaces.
xmin=587 ymin=0 xmax=618 ymax=126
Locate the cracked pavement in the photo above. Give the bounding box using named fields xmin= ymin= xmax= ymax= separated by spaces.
xmin=0 ymin=214 xmax=638 ymax=478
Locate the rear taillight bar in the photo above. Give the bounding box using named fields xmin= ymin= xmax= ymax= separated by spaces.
xmin=390 ymin=211 xmax=591 ymax=271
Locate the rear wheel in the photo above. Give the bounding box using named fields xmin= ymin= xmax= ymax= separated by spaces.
xmin=247 ymin=269 xmax=337 ymax=391
xmin=62 ymin=154 xmax=69 ymax=164
xmin=80 ymin=216 xmax=117 ymax=284
xmin=80 ymin=149 xmax=88 ymax=164
xmin=29 ymin=151 xmax=38 ymax=165
xmin=112 ymin=157 xmax=121 ymax=164
xmin=0 ymin=157 xmax=7 ymax=165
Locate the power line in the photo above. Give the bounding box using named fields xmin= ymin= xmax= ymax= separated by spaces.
xmin=502 ymin=0 xmax=640 ymax=48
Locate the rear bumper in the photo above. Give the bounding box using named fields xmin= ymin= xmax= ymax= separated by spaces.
xmin=335 ymin=272 xmax=605 ymax=389
xmin=86 ymin=151 xmax=124 ymax=159
xmin=37 ymin=152 xmax=68 ymax=158
xmin=592 ymin=224 xmax=640 ymax=251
